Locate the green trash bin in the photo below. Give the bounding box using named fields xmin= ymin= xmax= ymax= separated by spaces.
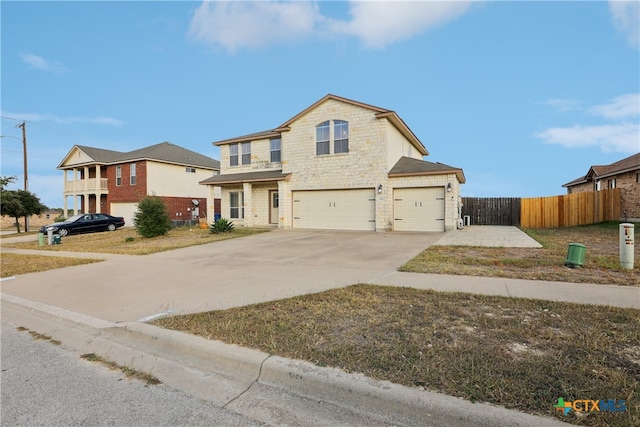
xmin=52 ymin=234 xmax=62 ymax=245
xmin=565 ymin=243 xmax=586 ymax=268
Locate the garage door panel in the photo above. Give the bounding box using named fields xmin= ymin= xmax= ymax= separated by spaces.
xmin=394 ymin=188 xmax=445 ymax=232
xmin=293 ymin=189 xmax=375 ymax=231
xmin=110 ymin=203 xmax=138 ymax=228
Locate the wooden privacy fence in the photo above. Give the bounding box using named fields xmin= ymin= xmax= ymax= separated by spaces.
xmin=520 ymin=188 xmax=621 ymax=228
xmin=462 ymin=189 xmax=621 ymax=228
xmin=461 ymin=197 xmax=521 ymax=226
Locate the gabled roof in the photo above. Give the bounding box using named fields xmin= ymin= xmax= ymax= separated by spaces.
xmin=58 ymin=142 xmax=220 ymax=170
xmin=212 ymin=94 xmax=428 ymax=156
xmin=563 ymin=152 xmax=640 ymax=187
xmin=199 ymin=170 xmax=290 ymax=186
xmin=388 ymin=156 xmax=465 ymax=183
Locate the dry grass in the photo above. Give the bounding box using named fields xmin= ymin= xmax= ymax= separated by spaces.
xmin=153 ymin=284 xmax=640 ymax=427
xmin=80 ymin=353 xmax=161 ymax=385
xmin=1 ymin=253 xmax=102 ymax=277
xmin=401 ymin=222 xmax=640 ymax=286
xmin=2 ymin=226 xmax=268 ymax=255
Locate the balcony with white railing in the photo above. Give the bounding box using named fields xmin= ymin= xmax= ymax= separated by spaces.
xmin=64 ymin=178 xmax=109 ymax=194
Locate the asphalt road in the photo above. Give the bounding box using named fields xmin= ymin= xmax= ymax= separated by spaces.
xmin=0 ymin=321 xmax=266 ymax=427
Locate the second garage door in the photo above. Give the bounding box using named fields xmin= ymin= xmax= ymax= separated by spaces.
xmin=292 ymin=189 xmax=376 ymax=231
xmin=394 ymin=187 xmax=445 ymax=232
xmin=110 ymin=202 xmax=138 ymax=228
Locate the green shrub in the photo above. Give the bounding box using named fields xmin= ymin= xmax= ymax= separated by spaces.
xmin=209 ymin=217 xmax=234 ymax=234
xmin=54 ymin=215 xmax=67 ymax=222
xmin=133 ymin=197 xmax=171 ymax=238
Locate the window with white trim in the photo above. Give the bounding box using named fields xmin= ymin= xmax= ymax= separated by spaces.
xmin=316 ymin=121 xmax=330 ymax=155
xmin=270 ymin=138 xmax=281 ymax=163
xmin=130 ymin=163 xmax=137 ymax=185
xmin=241 ymin=142 xmax=251 ymax=165
xmin=316 ymin=120 xmax=349 ymax=155
xmin=229 ymin=144 xmax=239 ymax=167
xmin=334 ymin=120 xmax=349 ymax=153
xmin=116 ymin=165 xmax=122 ymax=186
xmin=230 ymin=191 xmax=244 ymax=219
xmin=608 ymin=178 xmax=616 ymax=189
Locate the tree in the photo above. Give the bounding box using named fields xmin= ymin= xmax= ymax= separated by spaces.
xmin=1 ymin=176 xmax=16 ymax=190
xmin=0 ymin=189 xmax=47 ymax=233
xmin=133 ymin=196 xmax=171 ymax=238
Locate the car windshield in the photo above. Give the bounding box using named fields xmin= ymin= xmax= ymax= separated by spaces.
xmin=66 ymin=214 xmax=84 ymax=222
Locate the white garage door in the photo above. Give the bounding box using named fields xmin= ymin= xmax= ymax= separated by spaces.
xmin=293 ymin=189 xmax=375 ymax=231
xmin=394 ymin=187 xmax=445 ymax=232
xmin=110 ymin=202 xmax=138 ymax=228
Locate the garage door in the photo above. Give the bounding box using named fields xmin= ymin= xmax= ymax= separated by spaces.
xmin=292 ymin=189 xmax=375 ymax=231
xmin=110 ymin=202 xmax=138 ymax=228
xmin=394 ymin=187 xmax=445 ymax=232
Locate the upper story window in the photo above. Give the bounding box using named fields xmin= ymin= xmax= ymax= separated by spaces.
xmin=229 ymin=144 xmax=239 ymax=166
xmin=334 ymin=120 xmax=349 ymax=154
xmin=595 ymin=179 xmax=601 ymax=191
xmin=270 ymin=138 xmax=281 ymax=163
xmin=116 ymin=165 xmax=122 ymax=186
xmin=316 ymin=121 xmax=330 ymax=155
xmin=316 ymin=120 xmax=349 ymax=155
xmin=608 ymin=178 xmax=616 ymax=189
xmin=130 ymin=163 xmax=137 ymax=185
xmin=241 ymin=142 xmax=251 ymax=165
xmin=185 ymin=167 xmax=196 ymax=173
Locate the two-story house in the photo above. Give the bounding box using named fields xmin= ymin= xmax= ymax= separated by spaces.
xmin=563 ymin=152 xmax=640 ymax=221
xmin=200 ymin=94 xmax=465 ymax=232
xmin=58 ymin=142 xmax=220 ymax=227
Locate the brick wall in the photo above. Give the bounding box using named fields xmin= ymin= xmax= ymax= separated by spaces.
xmin=566 ymin=171 xmax=639 ymax=220
xmin=107 ymin=161 xmax=148 ymax=203
xmin=619 ymin=171 xmax=640 ymax=220
xmin=160 ymin=196 xmax=208 ymax=222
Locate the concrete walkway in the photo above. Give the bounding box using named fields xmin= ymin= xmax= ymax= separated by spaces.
xmin=1 ymin=226 xmax=636 ymax=426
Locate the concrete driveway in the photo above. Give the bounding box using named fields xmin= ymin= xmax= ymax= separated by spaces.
xmin=1 ymin=230 xmax=444 ymax=323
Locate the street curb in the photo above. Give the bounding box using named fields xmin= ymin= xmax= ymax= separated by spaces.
xmin=1 ymin=294 xmax=568 ymax=426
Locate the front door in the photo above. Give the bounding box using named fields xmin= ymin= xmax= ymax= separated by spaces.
xmin=270 ymin=191 xmax=279 ymax=225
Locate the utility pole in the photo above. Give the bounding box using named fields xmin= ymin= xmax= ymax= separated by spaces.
xmin=17 ymin=122 xmax=29 ymax=232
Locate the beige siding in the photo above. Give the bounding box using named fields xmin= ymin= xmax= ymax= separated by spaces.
xmin=146 ymin=161 xmax=213 ymax=198
xmin=59 ymin=147 xmax=95 ymax=167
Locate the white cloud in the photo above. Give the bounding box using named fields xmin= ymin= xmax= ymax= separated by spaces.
xmin=589 ymin=93 xmax=640 ymax=120
xmin=189 ymin=1 xmax=322 ymax=52
xmin=609 ymin=0 xmax=640 ymax=50
xmin=536 ymin=123 xmax=639 ymax=153
xmin=1 ymin=111 xmax=124 ymax=127
xmin=544 ymin=98 xmax=582 ymax=113
xmin=188 ymin=1 xmax=475 ymax=52
xmin=20 ymin=53 xmax=67 ymax=73
xmin=537 ymin=93 xmax=640 ymax=153
xmin=335 ymin=1 xmax=474 ymax=49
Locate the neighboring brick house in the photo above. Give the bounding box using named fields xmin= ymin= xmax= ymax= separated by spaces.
xmin=58 ymin=142 xmax=220 ymax=227
xmin=200 ymin=94 xmax=465 ymax=232
xmin=563 ymin=152 xmax=640 ymax=221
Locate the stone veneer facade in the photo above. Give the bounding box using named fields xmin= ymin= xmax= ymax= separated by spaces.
xmin=216 ymin=96 xmax=464 ymax=231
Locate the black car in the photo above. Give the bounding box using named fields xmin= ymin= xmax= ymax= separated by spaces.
xmin=40 ymin=213 xmax=126 ymax=237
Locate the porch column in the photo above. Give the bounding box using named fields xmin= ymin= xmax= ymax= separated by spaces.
xmin=243 ymin=182 xmax=253 ymax=227
xmin=63 ymin=172 xmax=68 ymax=217
xmin=278 ymin=180 xmax=290 ymax=229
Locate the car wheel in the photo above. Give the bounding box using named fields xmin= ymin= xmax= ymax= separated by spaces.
xmin=58 ymin=228 xmax=69 ymax=237
xmin=108 ymin=224 xmax=116 ymax=231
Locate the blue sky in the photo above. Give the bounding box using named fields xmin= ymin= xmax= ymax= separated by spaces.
xmin=2 ymin=1 xmax=639 ymax=209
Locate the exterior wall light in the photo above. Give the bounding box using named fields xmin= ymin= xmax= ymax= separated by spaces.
xmin=447 ymin=183 xmax=452 ymax=192
xmin=377 ymin=184 xmax=383 ymax=194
